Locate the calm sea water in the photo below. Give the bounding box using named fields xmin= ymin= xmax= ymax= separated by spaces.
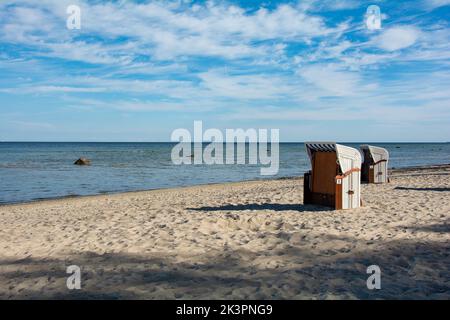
xmin=0 ymin=142 xmax=449 ymax=204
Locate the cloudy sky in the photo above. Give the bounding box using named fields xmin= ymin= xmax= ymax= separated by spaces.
xmin=0 ymin=0 xmax=449 ymax=142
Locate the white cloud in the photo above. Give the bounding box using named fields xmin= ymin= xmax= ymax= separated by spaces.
xmin=0 ymin=0 xmax=345 ymax=64
xmin=298 ymin=64 xmax=362 ymax=96
xmin=425 ymin=0 xmax=450 ymax=9
xmin=304 ymin=0 xmax=360 ymax=11
xmin=198 ymin=70 xmax=297 ymax=100
xmin=9 ymin=120 xmax=55 ymax=130
xmin=375 ymin=26 xmax=420 ymax=51
xmin=0 ymin=86 xmax=106 ymax=94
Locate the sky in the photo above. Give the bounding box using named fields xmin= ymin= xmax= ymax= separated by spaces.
xmin=0 ymin=0 xmax=449 ymax=142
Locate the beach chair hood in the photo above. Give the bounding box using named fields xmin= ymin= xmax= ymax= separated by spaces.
xmin=305 ymin=142 xmax=362 ymax=175
xmin=360 ymin=145 xmax=389 ymax=163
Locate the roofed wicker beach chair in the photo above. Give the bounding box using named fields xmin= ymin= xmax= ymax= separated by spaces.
xmin=304 ymin=142 xmax=362 ymax=210
xmin=360 ymin=145 xmax=389 ymax=184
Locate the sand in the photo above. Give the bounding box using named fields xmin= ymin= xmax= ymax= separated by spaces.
xmin=0 ymin=165 xmax=449 ymax=299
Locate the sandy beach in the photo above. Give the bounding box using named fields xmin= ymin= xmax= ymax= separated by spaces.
xmin=0 ymin=165 xmax=449 ymax=299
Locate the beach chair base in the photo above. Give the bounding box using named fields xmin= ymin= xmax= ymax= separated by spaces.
xmin=362 ymin=166 xmax=388 ymax=184
xmin=304 ymin=171 xmax=342 ymax=209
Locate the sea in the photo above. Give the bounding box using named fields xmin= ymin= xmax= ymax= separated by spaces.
xmin=0 ymin=142 xmax=449 ymax=204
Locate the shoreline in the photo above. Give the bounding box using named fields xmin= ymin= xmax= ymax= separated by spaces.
xmin=1 ymin=163 xmax=449 ymax=207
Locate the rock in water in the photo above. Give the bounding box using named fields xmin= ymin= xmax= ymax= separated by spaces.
xmin=74 ymin=158 xmax=91 ymax=165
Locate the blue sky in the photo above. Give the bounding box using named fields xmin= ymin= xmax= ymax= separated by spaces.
xmin=0 ymin=0 xmax=449 ymax=142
